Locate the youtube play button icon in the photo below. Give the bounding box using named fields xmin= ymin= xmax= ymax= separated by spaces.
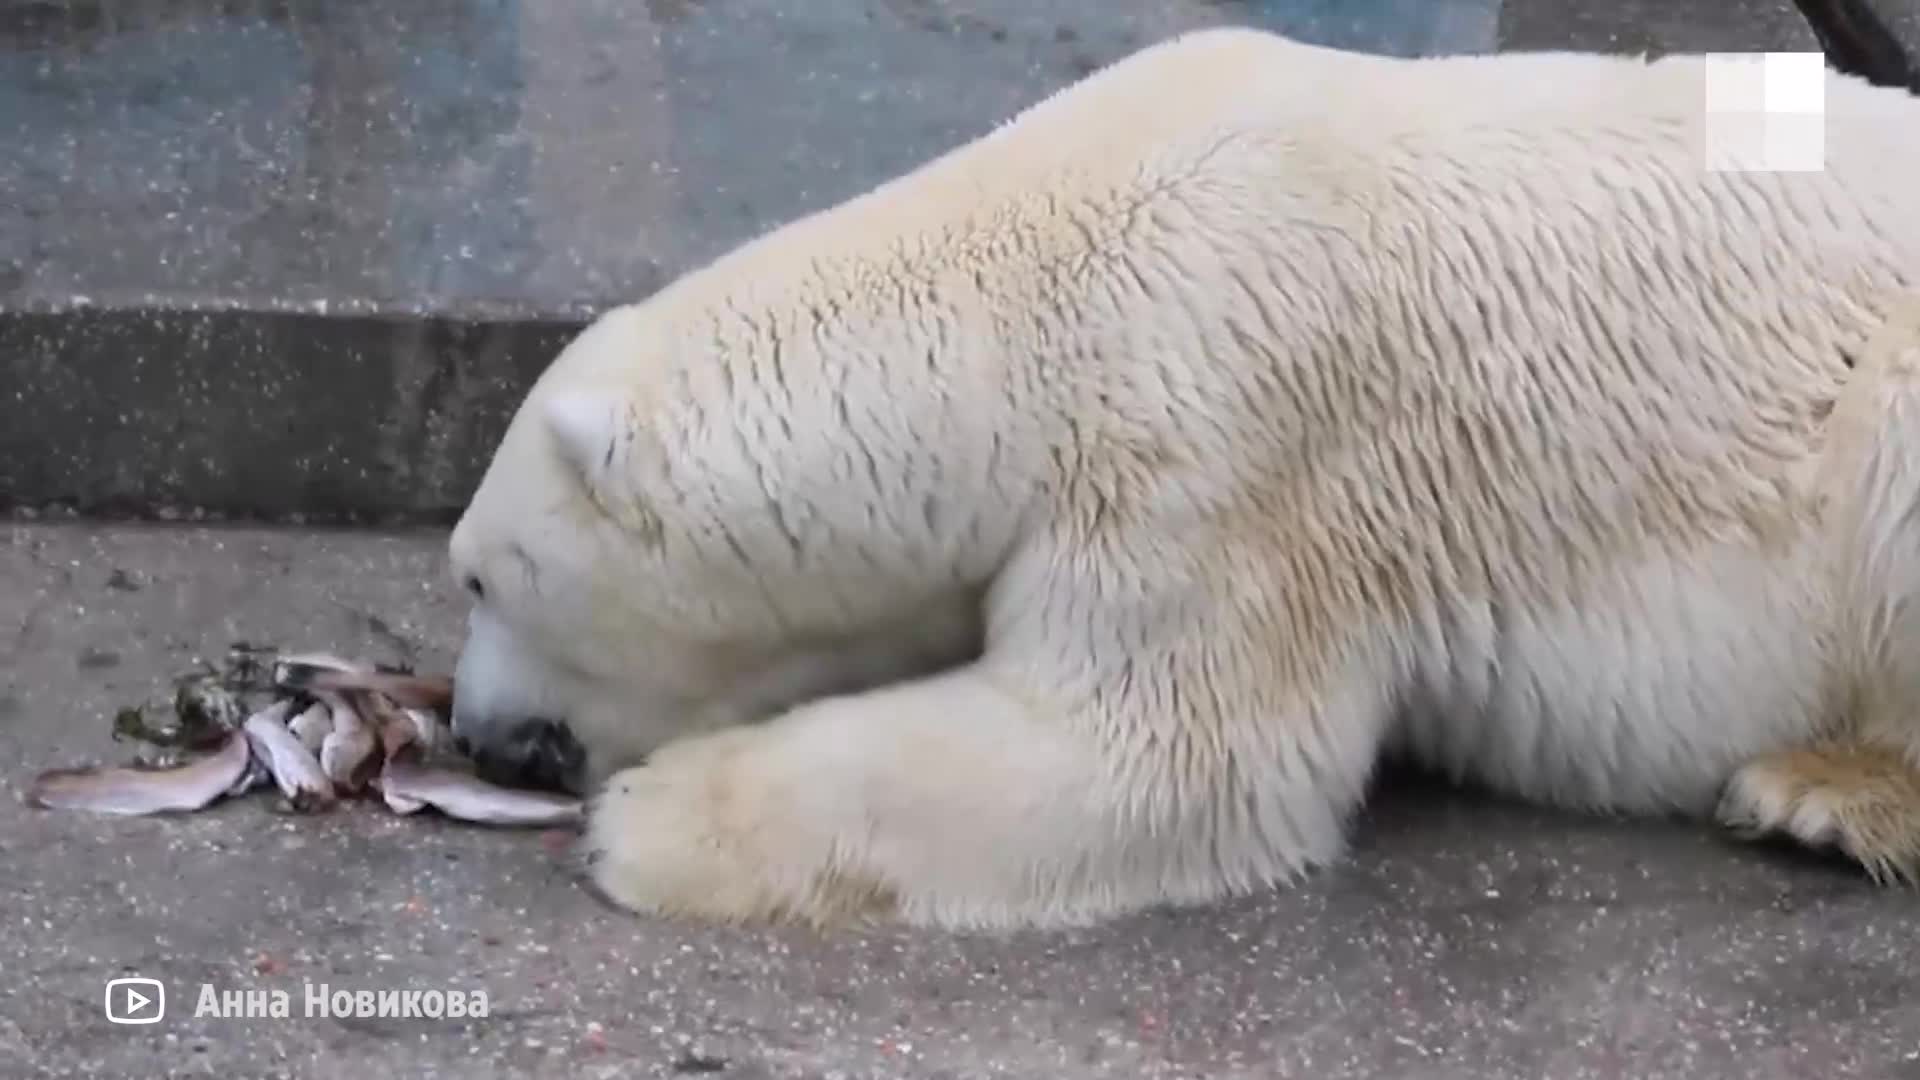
xmin=104 ymin=978 xmax=165 ymax=1025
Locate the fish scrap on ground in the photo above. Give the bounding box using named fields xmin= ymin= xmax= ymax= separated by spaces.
xmin=22 ymin=644 xmax=582 ymax=828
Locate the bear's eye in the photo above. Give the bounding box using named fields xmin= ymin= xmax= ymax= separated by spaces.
xmin=464 ymin=575 xmax=486 ymax=601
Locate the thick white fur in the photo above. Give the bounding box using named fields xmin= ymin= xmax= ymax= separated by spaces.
xmin=448 ymin=28 xmax=1920 ymax=928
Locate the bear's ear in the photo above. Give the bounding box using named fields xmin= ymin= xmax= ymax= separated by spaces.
xmin=542 ymin=389 xmax=620 ymax=481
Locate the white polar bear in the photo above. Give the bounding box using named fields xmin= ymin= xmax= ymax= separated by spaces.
xmin=447 ymin=27 xmax=1920 ymax=929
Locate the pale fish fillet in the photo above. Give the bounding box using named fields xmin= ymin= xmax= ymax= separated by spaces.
xmin=378 ymin=758 xmax=583 ymax=827
xmin=241 ymin=700 xmax=335 ymax=810
xmin=316 ymin=692 xmax=377 ymax=792
xmin=270 ymin=651 xmax=370 ymax=673
xmin=350 ymin=692 xmax=453 ymax=815
xmin=352 ymin=691 xmax=421 ymax=760
xmin=274 ymin=661 xmax=453 ymax=714
xmin=226 ymin=744 xmax=272 ymax=797
xmin=354 ymin=695 xmax=436 ymax=815
xmin=382 ymin=785 xmax=427 ymax=815
xmin=403 ymin=707 xmax=449 ymax=755
xmin=25 ymin=734 xmax=251 ymax=816
xmin=287 ymin=701 xmax=333 ymax=755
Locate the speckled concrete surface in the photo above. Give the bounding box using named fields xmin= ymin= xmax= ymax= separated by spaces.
xmin=5 ymin=520 xmax=1920 ymax=1079
xmin=1499 ymin=0 xmax=1818 ymax=53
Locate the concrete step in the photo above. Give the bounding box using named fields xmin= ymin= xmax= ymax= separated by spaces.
xmin=2 ymin=0 xmax=1884 ymax=523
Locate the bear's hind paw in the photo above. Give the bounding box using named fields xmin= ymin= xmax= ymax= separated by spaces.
xmin=1717 ymin=744 xmax=1920 ymax=886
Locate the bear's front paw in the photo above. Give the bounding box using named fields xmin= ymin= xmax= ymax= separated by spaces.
xmin=578 ymin=729 xmax=900 ymax=926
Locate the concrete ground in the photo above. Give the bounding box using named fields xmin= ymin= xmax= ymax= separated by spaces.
xmin=4 ymin=521 xmax=1919 ymax=1079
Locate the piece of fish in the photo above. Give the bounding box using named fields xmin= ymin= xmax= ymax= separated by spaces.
xmin=352 ymin=694 xmax=432 ymax=815
xmin=377 ymin=758 xmax=584 ymax=827
xmin=225 ymin=751 xmax=272 ymax=797
xmin=316 ymin=692 xmax=378 ymax=792
xmin=403 ymin=707 xmax=449 ymax=755
xmin=130 ymin=746 xmax=190 ymax=770
xmin=353 ymin=692 xmax=422 ymax=760
xmin=275 ymin=661 xmax=453 ymax=714
xmin=286 ymin=701 xmax=333 ymax=755
xmin=380 ymin=782 xmax=427 ymax=815
xmin=271 ymin=651 xmax=370 ymax=675
xmin=241 ymin=700 xmax=335 ymax=811
xmin=25 ymin=733 xmax=252 ymax=816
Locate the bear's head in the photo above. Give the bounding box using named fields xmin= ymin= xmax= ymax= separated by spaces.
xmin=445 ymin=281 xmax=1034 ymax=792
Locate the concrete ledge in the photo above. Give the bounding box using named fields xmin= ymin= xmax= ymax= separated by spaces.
xmin=3 ymin=0 xmax=1889 ymax=524
xmin=1 ymin=0 xmax=1509 ymax=524
xmin=1 ymin=300 xmax=591 ymax=524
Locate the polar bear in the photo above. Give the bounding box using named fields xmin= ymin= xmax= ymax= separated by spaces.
xmin=446 ymin=27 xmax=1920 ymax=929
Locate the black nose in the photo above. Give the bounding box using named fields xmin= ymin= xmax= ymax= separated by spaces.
xmin=469 ymin=717 xmax=587 ymax=796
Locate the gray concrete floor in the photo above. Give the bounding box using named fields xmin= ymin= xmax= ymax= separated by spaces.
xmin=4 ymin=521 xmax=1918 ymax=1078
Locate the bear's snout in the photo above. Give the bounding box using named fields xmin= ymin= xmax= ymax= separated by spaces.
xmin=460 ymin=715 xmax=590 ymax=796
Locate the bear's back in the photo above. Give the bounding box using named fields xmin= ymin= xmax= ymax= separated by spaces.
xmin=669 ymin=28 xmax=1919 ymax=318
